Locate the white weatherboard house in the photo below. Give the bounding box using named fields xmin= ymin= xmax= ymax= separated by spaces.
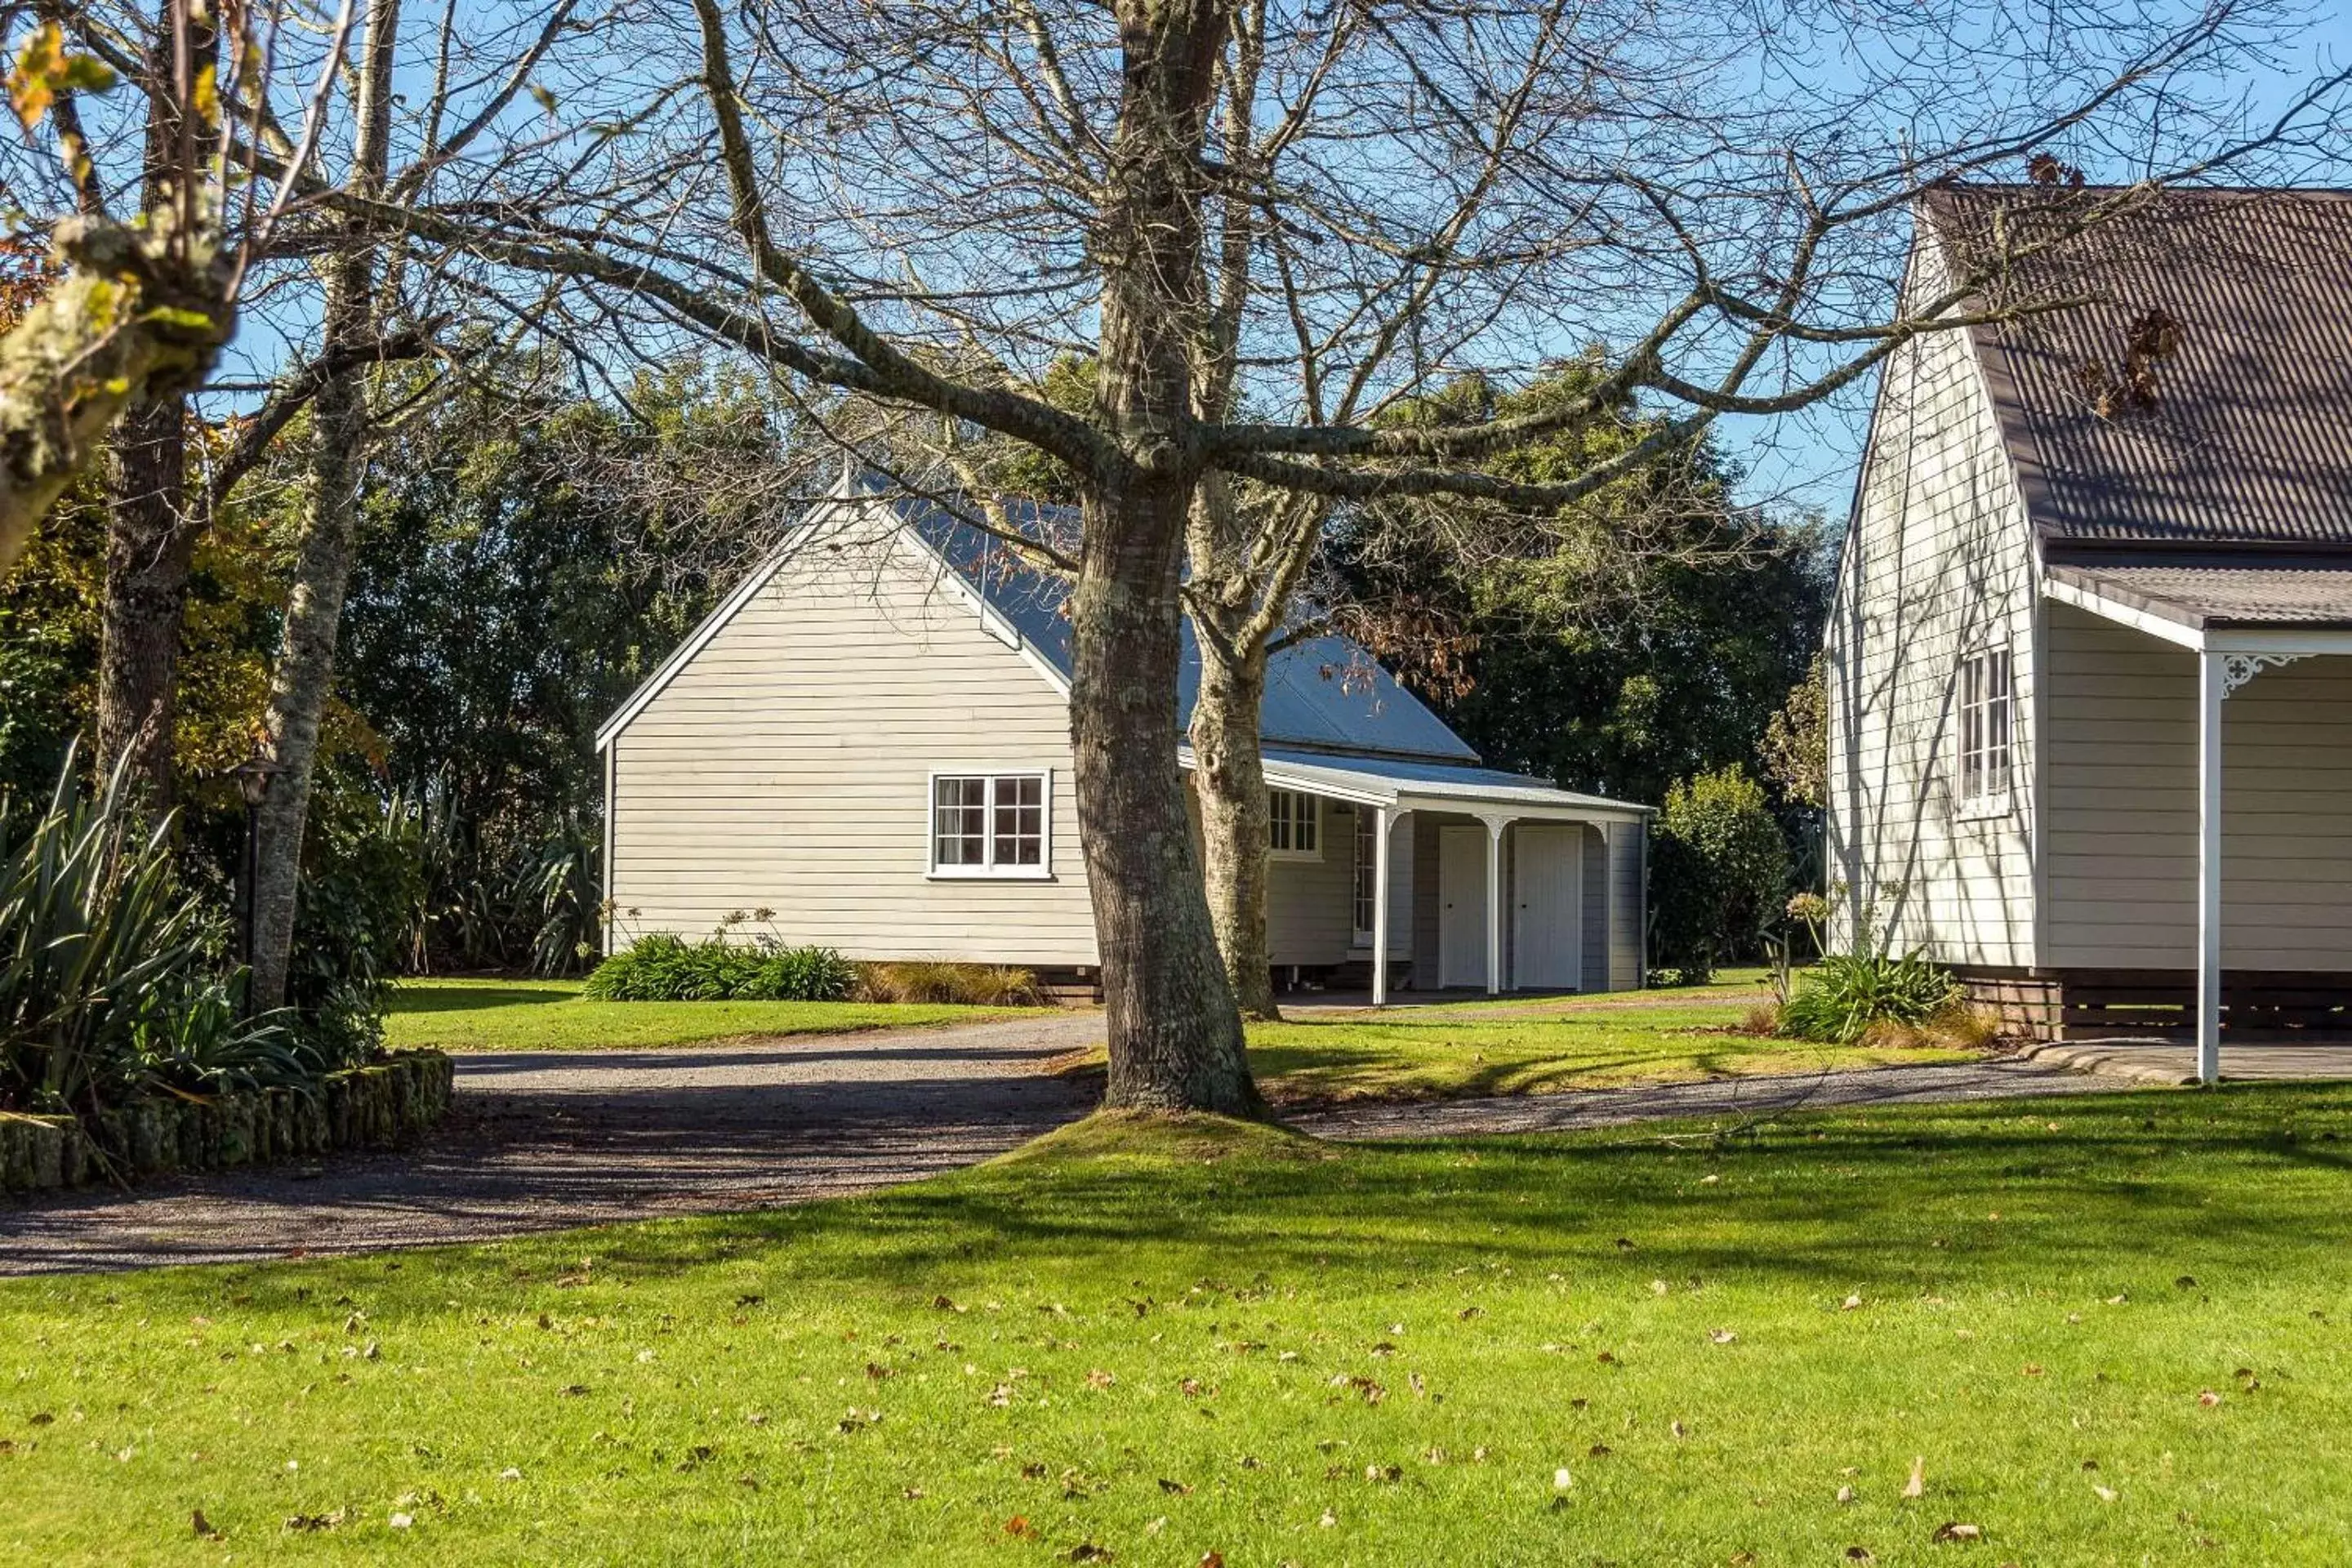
xmin=598 ymin=480 xmax=1651 ymax=1001
xmin=1828 ymin=185 xmax=2352 ymax=1078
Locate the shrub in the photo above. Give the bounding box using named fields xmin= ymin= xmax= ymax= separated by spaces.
xmin=0 ymin=751 xmax=301 ymax=1115
xmin=1649 ymin=766 xmax=1789 ymax=982
xmin=585 ymin=931 xmax=857 ymax=1002
xmin=857 ymin=961 xmax=1043 ymax=1007
xmin=287 ymin=776 xmax=423 ymax=1070
xmin=1779 ymin=948 xmax=1963 ymax=1044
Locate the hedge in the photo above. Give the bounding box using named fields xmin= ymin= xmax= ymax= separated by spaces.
xmin=0 ymin=1049 xmax=455 ymax=1194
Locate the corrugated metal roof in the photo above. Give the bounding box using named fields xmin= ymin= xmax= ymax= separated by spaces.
xmin=897 ymin=492 xmax=1484 ymax=764
xmin=1239 ymin=746 xmax=1651 ymax=817
xmin=2047 ymin=562 xmax=2352 ymax=630
xmin=1922 ymin=186 xmax=2352 ymax=549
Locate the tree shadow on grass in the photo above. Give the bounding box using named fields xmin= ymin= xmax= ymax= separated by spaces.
xmin=83 ymin=1085 xmax=2352 ymax=1325
xmin=387 ymin=985 xmax=575 ymax=1015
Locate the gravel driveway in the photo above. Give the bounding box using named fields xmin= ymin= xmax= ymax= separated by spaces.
xmin=0 ymin=1017 xmax=2132 ymax=1276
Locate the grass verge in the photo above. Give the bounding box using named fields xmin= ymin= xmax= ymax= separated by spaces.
xmin=383 ymin=978 xmax=1028 ymax=1054
xmin=7 ymin=1087 xmax=2352 ymax=1563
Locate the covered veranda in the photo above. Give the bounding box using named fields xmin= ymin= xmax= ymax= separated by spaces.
xmin=1234 ymin=746 xmax=1653 ymax=1004
xmin=2046 ymin=564 xmax=2352 ymax=1082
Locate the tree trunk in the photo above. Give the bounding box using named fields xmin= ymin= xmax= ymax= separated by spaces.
xmin=1189 ymin=608 xmax=1280 ymax=1020
xmin=96 ymin=394 xmax=192 ymax=800
xmin=91 ymin=0 xmax=220 ymax=802
xmin=1073 ymin=471 xmax=1260 ymax=1114
xmin=247 ymin=0 xmax=399 ymax=1015
xmin=1066 ymin=0 xmax=1260 ymax=1114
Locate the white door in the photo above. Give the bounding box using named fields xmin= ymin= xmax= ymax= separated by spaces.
xmin=1513 ymin=825 xmax=1584 ymax=991
xmin=1438 ymin=826 xmax=1487 ymax=988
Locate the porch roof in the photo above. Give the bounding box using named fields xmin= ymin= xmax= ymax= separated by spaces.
xmin=2045 ymin=560 xmax=2352 ymax=654
xmin=1181 ymin=744 xmax=1652 ymax=823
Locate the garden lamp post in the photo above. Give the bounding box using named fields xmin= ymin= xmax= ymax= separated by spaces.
xmin=229 ymin=751 xmax=286 ymax=1007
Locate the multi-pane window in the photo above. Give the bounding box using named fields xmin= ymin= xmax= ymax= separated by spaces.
xmin=1268 ymin=788 xmax=1321 ymax=858
xmin=1958 ymin=648 xmax=2014 ymax=802
xmin=932 ymin=773 xmax=1048 ymax=875
xmin=1352 ymin=807 xmax=1377 ymax=938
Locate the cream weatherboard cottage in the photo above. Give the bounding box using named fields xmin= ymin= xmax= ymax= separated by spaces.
xmin=597 ymin=479 xmax=1650 ymax=1002
xmin=1828 ymin=185 xmax=2352 ymax=1078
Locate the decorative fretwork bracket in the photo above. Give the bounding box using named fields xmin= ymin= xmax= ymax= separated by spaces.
xmin=2220 ymin=651 xmax=2313 ymax=699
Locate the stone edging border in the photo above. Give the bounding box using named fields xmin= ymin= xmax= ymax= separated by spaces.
xmin=0 ymin=1050 xmax=456 ymax=1193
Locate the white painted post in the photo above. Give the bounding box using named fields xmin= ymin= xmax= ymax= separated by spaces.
xmin=1481 ymin=814 xmax=1508 ymax=995
xmin=1370 ymin=805 xmax=1392 ymax=1008
xmin=2198 ymin=650 xmax=2224 ymax=1085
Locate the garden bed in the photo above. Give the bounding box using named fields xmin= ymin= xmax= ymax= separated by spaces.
xmin=0 ymin=1049 xmax=455 ymax=1194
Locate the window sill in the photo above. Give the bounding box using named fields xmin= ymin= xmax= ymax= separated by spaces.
xmin=927 ymin=867 xmax=1056 ymax=881
xmin=1953 ymin=792 xmax=2012 ymax=822
xmin=1268 ymin=849 xmax=1325 ymax=863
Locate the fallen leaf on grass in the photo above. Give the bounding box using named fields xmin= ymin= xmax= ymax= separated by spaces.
xmin=1837 ymin=1486 xmax=1856 ymax=1505
xmin=2091 ymin=1484 xmax=2119 ymax=1503
xmin=388 ymin=1512 xmax=413 ymax=1530
xmin=1932 ymin=1522 xmax=1983 ymax=1543
xmin=1199 ymin=1554 xmax=1226 ymax=1568
xmin=1903 ymin=1457 xmax=1925 ymax=1499
xmin=1159 ymin=1477 xmax=1192 ymax=1495
xmin=1088 ymin=1370 xmax=1116 ymax=1389
xmin=1710 ymin=1330 xmax=1738 ymax=1345
xmin=1069 ymin=1544 xmax=1112 ymax=1562
xmin=191 ymin=1510 xmax=222 ymax=1541
xmin=1846 ymin=1548 xmax=1875 ymax=1562
xmin=1004 ymin=1516 xmax=1037 ymax=1539
xmin=1842 ymin=1294 xmax=1864 ymax=1312
xmin=2198 ymin=1391 xmax=2223 ymax=1408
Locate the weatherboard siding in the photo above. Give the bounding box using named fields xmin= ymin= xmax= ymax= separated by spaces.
xmin=607 ymin=530 xmax=1100 ymax=966
xmin=2042 ymin=603 xmax=2352 ymax=969
xmin=1609 ymin=820 xmax=1645 ymax=990
xmin=1826 ymin=234 xmax=2039 ymax=969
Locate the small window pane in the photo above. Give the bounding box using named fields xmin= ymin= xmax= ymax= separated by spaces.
xmin=934 ymin=777 xmax=986 ymax=866
xmin=993 ymin=774 xmax=1044 ymax=866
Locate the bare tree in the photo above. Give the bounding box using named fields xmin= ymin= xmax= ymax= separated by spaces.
xmin=323 ymin=0 xmax=2343 ymax=1110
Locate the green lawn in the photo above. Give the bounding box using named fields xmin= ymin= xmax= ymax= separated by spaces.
xmin=1246 ymin=996 xmax=1962 ymax=1104
xmin=382 ymin=978 xmax=1027 ymax=1053
xmin=1245 ymin=966 xmax=1962 ymax=1103
xmin=10 ymin=1087 xmax=2352 ymax=1563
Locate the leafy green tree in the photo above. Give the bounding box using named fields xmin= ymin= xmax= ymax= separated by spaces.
xmin=336 ymin=359 xmax=797 ymax=971
xmin=1650 ymin=766 xmax=1790 ymax=979
xmin=1336 ymin=363 xmax=1831 ymax=808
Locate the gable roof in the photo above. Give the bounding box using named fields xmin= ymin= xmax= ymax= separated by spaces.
xmin=898 ymin=492 xmax=1480 ymax=764
xmin=1922 ymin=185 xmax=2352 ymax=555
xmin=599 ymin=482 xmax=1481 ymax=767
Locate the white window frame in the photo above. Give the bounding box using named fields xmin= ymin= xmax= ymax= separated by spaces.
xmin=1955 ymin=644 xmax=2014 ymax=817
xmin=927 ymin=768 xmax=1054 ymax=879
xmin=1267 ymin=787 xmax=1323 ymax=861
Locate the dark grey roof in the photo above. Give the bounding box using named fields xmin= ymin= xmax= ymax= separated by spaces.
xmin=2048 ymin=562 xmax=2352 ymax=630
xmin=1922 ymin=186 xmax=2352 ymax=551
xmin=896 ymin=492 xmax=1483 ymax=764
